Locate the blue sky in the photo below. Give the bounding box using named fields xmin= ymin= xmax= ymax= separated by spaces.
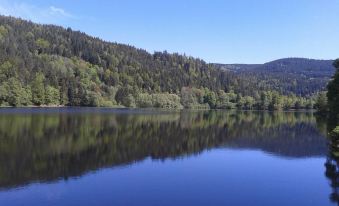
xmin=0 ymin=0 xmax=338 ymax=63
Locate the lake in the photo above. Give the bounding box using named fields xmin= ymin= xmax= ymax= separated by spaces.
xmin=0 ymin=108 xmax=336 ymax=206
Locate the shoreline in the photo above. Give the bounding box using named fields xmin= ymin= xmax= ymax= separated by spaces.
xmin=0 ymin=106 xmax=317 ymax=112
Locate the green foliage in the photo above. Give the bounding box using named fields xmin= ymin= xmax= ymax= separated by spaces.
xmin=104 ymin=86 xmax=118 ymax=105
xmin=216 ymin=90 xmax=237 ymax=109
xmin=180 ymin=87 xmax=208 ymax=109
xmin=239 ymin=96 xmax=255 ymax=110
xmin=115 ymin=87 xmax=135 ymax=107
xmin=136 ymin=93 xmax=183 ymax=109
xmin=152 ymin=93 xmax=182 ymax=109
xmin=100 ymin=99 xmax=116 ymax=107
xmin=0 ymin=82 xmax=9 ymax=106
xmin=35 ymin=38 xmax=50 ymax=53
xmin=86 ymin=91 xmax=102 ymax=107
xmin=0 ymin=25 xmax=8 ymax=41
xmin=31 ymin=73 xmax=45 ymax=105
xmin=0 ymin=61 xmax=16 ymax=81
xmin=0 ymin=78 xmax=31 ymax=106
xmin=21 ymin=87 xmax=32 ymax=106
xmin=331 ymin=126 xmax=339 ymax=138
xmin=334 ymin=59 xmax=339 ymax=69
xmin=45 ymin=86 xmax=60 ymax=105
xmin=327 ymin=59 xmax=339 ymax=116
xmin=136 ymin=93 xmax=153 ymax=108
xmin=204 ymin=89 xmax=217 ymax=108
xmin=7 ymin=78 xmax=24 ymax=106
xmin=315 ymin=92 xmax=328 ymax=113
xmin=123 ymin=94 xmax=136 ymax=108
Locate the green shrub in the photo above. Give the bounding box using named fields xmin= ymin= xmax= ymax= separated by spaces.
xmin=45 ymin=85 xmax=60 ymax=105
xmin=136 ymin=93 xmax=183 ymax=109
xmin=332 ymin=126 xmax=339 ymax=138
xmin=152 ymin=93 xmax=182 ymax=109
xmin=136 ymin=93 xmax=153 ymax=108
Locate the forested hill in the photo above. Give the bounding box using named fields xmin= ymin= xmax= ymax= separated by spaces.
xmin=0 ymin=15 xmax=245 ymax=106
xmin=0 ymin=15 xmax=330 ymax=109
xmin=215 ymin=58 xmax=335 ymax=96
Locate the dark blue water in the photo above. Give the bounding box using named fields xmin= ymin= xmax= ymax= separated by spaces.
xmin=0 ymin=108 xmax=335 ymax=206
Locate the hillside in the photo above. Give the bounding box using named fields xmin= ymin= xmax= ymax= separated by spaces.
xmin=0 ymin=15 xmax=240 ymax=107
xmin=215 ymin=58 xmax=335 ymax=96
xmin=0 ymin=15 xmax=327 ymax=109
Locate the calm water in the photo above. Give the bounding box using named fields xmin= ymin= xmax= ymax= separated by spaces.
xmin=0 ymin=108 xmax=335 ymax=206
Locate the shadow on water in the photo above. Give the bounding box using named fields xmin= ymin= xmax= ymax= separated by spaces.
xmin=0 ymin=109 xmax=329 ymax=190
xmin=320 ymin=114 xmax=339 ymax=205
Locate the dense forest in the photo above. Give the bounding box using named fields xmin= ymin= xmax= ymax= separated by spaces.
xmin=0 ymin=15 xmax=332 ymax=109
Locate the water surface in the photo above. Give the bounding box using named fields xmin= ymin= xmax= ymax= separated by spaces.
xmin=0 ymin=108 xmax=334 ymax=205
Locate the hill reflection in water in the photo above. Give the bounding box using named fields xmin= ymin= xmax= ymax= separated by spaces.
xmin=0 ymin=108 xmax=327 ymax=189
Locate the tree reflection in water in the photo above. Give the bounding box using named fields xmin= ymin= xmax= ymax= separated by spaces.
xmin=0 ymin=109 xmax=328 ymax=190
xmin=324 ymin=116 xmax=339 ymax=205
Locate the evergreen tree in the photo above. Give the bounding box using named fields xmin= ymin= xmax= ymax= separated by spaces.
xmin=327 ymin=59 xmax=339 ymax=116
xmin=315 ymin=92 xmax=328 ymax=113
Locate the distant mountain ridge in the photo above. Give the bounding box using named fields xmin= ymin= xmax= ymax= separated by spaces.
xmin=217 ymin=58 xmax=334 ymax=74
xmin=214 ymin=58 xmax=335 ymax=96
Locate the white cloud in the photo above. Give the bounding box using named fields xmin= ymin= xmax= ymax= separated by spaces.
xmin=49 ymin=6 xmax=73 ymax=18
xmin=0 ymin=1 xmax=76 ymax=23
